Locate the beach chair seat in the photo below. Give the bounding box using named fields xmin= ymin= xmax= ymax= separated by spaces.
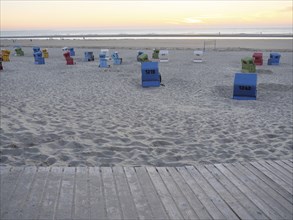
xmin=159 ymin=50 xmax=169 ymax=62
xmin=141 ymin=62 xmax=161 ymax=87
xmin=33 ymin=51 xmax=45 ymax=64
xmin=152 ymin=49 xmax=160 ymax=59
xmin=63 ymin=51 xmax=74 ymax=65
xmin=137 ymin=53 xmax=149 ymax=63
xmin=252 ymin=52 xmax=263 ymax=65
xmin=14 ymin=46 xmax=24 ymax=56
xmin=1 ymin=50 xmax=11 ymax=62
xmin=99 ymin=53 xmax=110 ymax=68
xmin=111 ymin=52 xmax=122 ymax=65
xmin=69 ymin=48 xmax=75 ymax=56
xmin=233 ymin=73 xmax=257 ymax=100
xmin=241 ymin=57 xmax=256 ymax=73
xmin=84 ymin=52 xmax=94 ymax=61
xmin=193 ymin=50 xmax=204 ymax=63
xmin=267 ymin=52 xmax=281 ymax=65
xmin=42 ymin=49 xmax=49 ymax=58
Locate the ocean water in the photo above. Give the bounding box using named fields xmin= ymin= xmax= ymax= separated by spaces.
xmin=1 ymin=27 xmax=292 ymax=39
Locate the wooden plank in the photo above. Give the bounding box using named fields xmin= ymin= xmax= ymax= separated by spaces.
xmin=197 ymin=164 xmax=253 ymax=219
xmin=21 ymin=167 xmax=50 ymax=220
xmin=169 ymin=167 xmax=212 ymax=220
xmin=241 ymin=162 xmax=293 ymax=204
xmin=74 ymin=167 xmax=90 ymax=219
xmin=156 ymin=167 xmax=199 ymax=219
xmin=265 ymin=161 xmax=293 ymax=181
xmin=205 ymin=164 xmax=268 ymax=219
xmin=176 ymin=167 xmax=225 ymax=220
xmin=146 ymin=167 xmax=183 ymax=220
xmin=258 ymin=161 xmax=292 ymax=185
xmin=250 ymin=162 xmax=292 ymax=194
xmin=215 ymin=163 xmax=282 ymax=219
xmin=88 ymin=167 xmax=106 ymax=220
xmin=38 ymin=167 xmax=63 ymax=220
xmin=186 ymin=166 xmax=239 ymax=220
xmin=101 ymin=167 xmax=122 ymax=220
xmin=2 ymin=166 xmax=37 ymax=219
xmin=0 ymin=167 xmax=24 ymax=218
xmin=113 ymin=166 xmax=138 ymax=220
xmin=282 ymin=160 xmax=293 ymax=168
xmin=224 ymin=163 xmax=290 ymax=219
xmin=55 ymin=167 xmax=75 ymax=220
xmin=233 ymin=163 xmax=293 ymax=215
xmin=124 ymin=167 xmax=153 ymax=220
xmin=135 ymin=167 xmax=169 ymax=219
xmin=276 ymin=160 xmax=293 ymax=172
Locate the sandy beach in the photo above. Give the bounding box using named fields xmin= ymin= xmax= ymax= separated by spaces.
xmin=0 ymin=39 xmax=292 ymax=166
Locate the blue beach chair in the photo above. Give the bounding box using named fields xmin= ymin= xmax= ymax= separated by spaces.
xmin=233 ymin=73 xmax=257 ymax=100
xmin=99 ymin=53 xmax=110 ymax=68
xmin=141 ymin=62 xmax=161 ymax=87
xmin=69 ymin=48 xmax=75 ymax=56
xmin=33 ymin=51 xmax=45 ymax=64
xmin=33 ymin=46 xmax=41 ymax=53
xmin=111 ymin=52 xmax=122 ymax=65
xmin=84 ymin=52 xmax=94 ymax=61
xmin=267 ymin=52 xmax=281 ymax=65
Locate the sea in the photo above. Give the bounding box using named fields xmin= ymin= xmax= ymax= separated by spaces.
xmin=1 ymin=27 xmax=292 ymax=40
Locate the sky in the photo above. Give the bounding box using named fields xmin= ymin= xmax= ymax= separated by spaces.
xmin=1 ymin=0 xmax=292 ymax=30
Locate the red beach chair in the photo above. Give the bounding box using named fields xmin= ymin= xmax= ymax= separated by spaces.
xmin=63 ymin=51 xmax=74 ymax=65
xmin=252 ymin=52 xmax=263 ymax=65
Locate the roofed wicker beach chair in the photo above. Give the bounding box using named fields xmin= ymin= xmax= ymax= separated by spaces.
xmin=159 ymin=50 xmax=169 ymax=62
xmin=63 ymin=51 xmax=74 ymax=65
xmin=0 ymin=53 xmax=3 ymax=70
xmin=141 ymin=62 xmax=161 ymax=87
xmin=99 ymin=53 xmax=110 ymax=68
xmin=193 ymin=50 xmax=204 ymax=63
xmin=69 ymin=48 xmax=75 ymax=56
xmin=241 ymin=57 xmax=256 ymax=73
xmin=152 ymin=49 xmax=160 ymax=60
xmin=42 ymin=48 xmax=49 ymax=58
xmin=14 ymin=46 xmax=24 ymax=56
xmin=233 ymin=73 xmax=257 ymax=100
xmin=111 ymin=52 xmax=122 ymax=65
xmin=137 ymin=53 xmax=149 ymax=63
xmin=268 ymin=52 xmax=281 ymax=65
xmin=84 ymin=52 xmax=94 ymax=61
xmin=1 ymin=50 xmax=11 ymax=62
xmin=252 ymin=52 xmax=263 ymax=65
xmin=33 ymin=51 xmax=45 ymax=64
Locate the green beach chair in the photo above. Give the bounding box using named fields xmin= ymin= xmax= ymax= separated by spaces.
xmin=137 ymin=53 xmax=149 ymax=63
xmin=241 ymin=57 xmax=256 ymax=73
xmin=152 ymin=49 xmax=160 ymax=59
xmin=14 ymin=47 xmax=24 ymax=56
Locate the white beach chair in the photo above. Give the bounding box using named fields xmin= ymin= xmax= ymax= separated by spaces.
xmin=159 ymin=50 xmax=169 ymax=62
xmin=62 ymin=47 xmax=69 ymax=52
xmin=193 ymin=50 xmax=204 ymax=63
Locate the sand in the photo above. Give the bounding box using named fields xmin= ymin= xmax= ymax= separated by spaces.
xmin=0 ymin=39 xmax=292 ymax=166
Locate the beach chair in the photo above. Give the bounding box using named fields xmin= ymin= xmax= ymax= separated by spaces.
xmin=152 ymin=49 xmax=160 ymax=59
xmin=99 ymin=53 xmax=110 ymax=68
xmin=241 ymin=57 xmax=256 ymax=73
xmin=69 ymin=48 xmax=75 ymax=56
xmin=63 ymin=51 xmax=74 ymax=65
xmin=137 ymin=51 xmax=144 ymax=61
xmin=33 ymin=51 xmax=45 ymax=64
xmin=62 ymin=47 xmax=69 ymax=52
xmin=1 ymin=50 xmax=11 ymax=62
xmin=267 ymin=52 xmax=281 ymax=65
xmin=111 ymin=52 xmax=122 ymax=65
xmin=33 ymin=46 xmax=41 ymax=53
xmin=252 ymin=52 xmax=263 ymax=65
xmin=193 ymin=50 xmax=203 ymax=63
xmin=14 ymin=46 xmax=24 ymax=56
xmin=233 ymin=73 xmax=257 ymax=100
xmin=0 ymin=53 xmax=3 ymax=70
xmin=42 ymin=49 xmax=49 ymax=58
xmin=159 ymin=50 xmax=169 ymax=62
xmin=100 ymin=49 xmax=110 ymax=59
xmin=141 ymin=62 xmax=161 ymax=87
xmin=84 ymin=52 xmax=94 ymax=61
xmin=137 ymin=53 xmax=149 ymax=63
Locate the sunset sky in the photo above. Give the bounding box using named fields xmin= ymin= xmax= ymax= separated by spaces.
xmin=1 ymin=0 xmax=292 ymax=30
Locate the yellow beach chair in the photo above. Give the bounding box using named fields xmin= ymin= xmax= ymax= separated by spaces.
xmin=1 ymin=50 xmax=11 ymax=62
xmin=42 ymin=48 xmax=49 ymax=58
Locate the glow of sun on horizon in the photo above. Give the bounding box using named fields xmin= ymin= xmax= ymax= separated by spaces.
xmin=1 ymin=1 xmax=292 ymax=30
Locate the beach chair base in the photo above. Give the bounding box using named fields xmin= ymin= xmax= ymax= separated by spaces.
xmin=142 ymin=81 xmax=161 ymax=87
xmin=233 ymin=96 xmax=256 ymax=100
xmin=160 ymin=59 xmax=169 ymax=63
xmin=193 ymin=60 xmax=203 ymax=63
xmin=113 ymin=58 xmax=122 ymax=65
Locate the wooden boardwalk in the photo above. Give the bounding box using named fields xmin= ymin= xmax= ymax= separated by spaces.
xmin=0 ymin=159 xmax=292 ymax=220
